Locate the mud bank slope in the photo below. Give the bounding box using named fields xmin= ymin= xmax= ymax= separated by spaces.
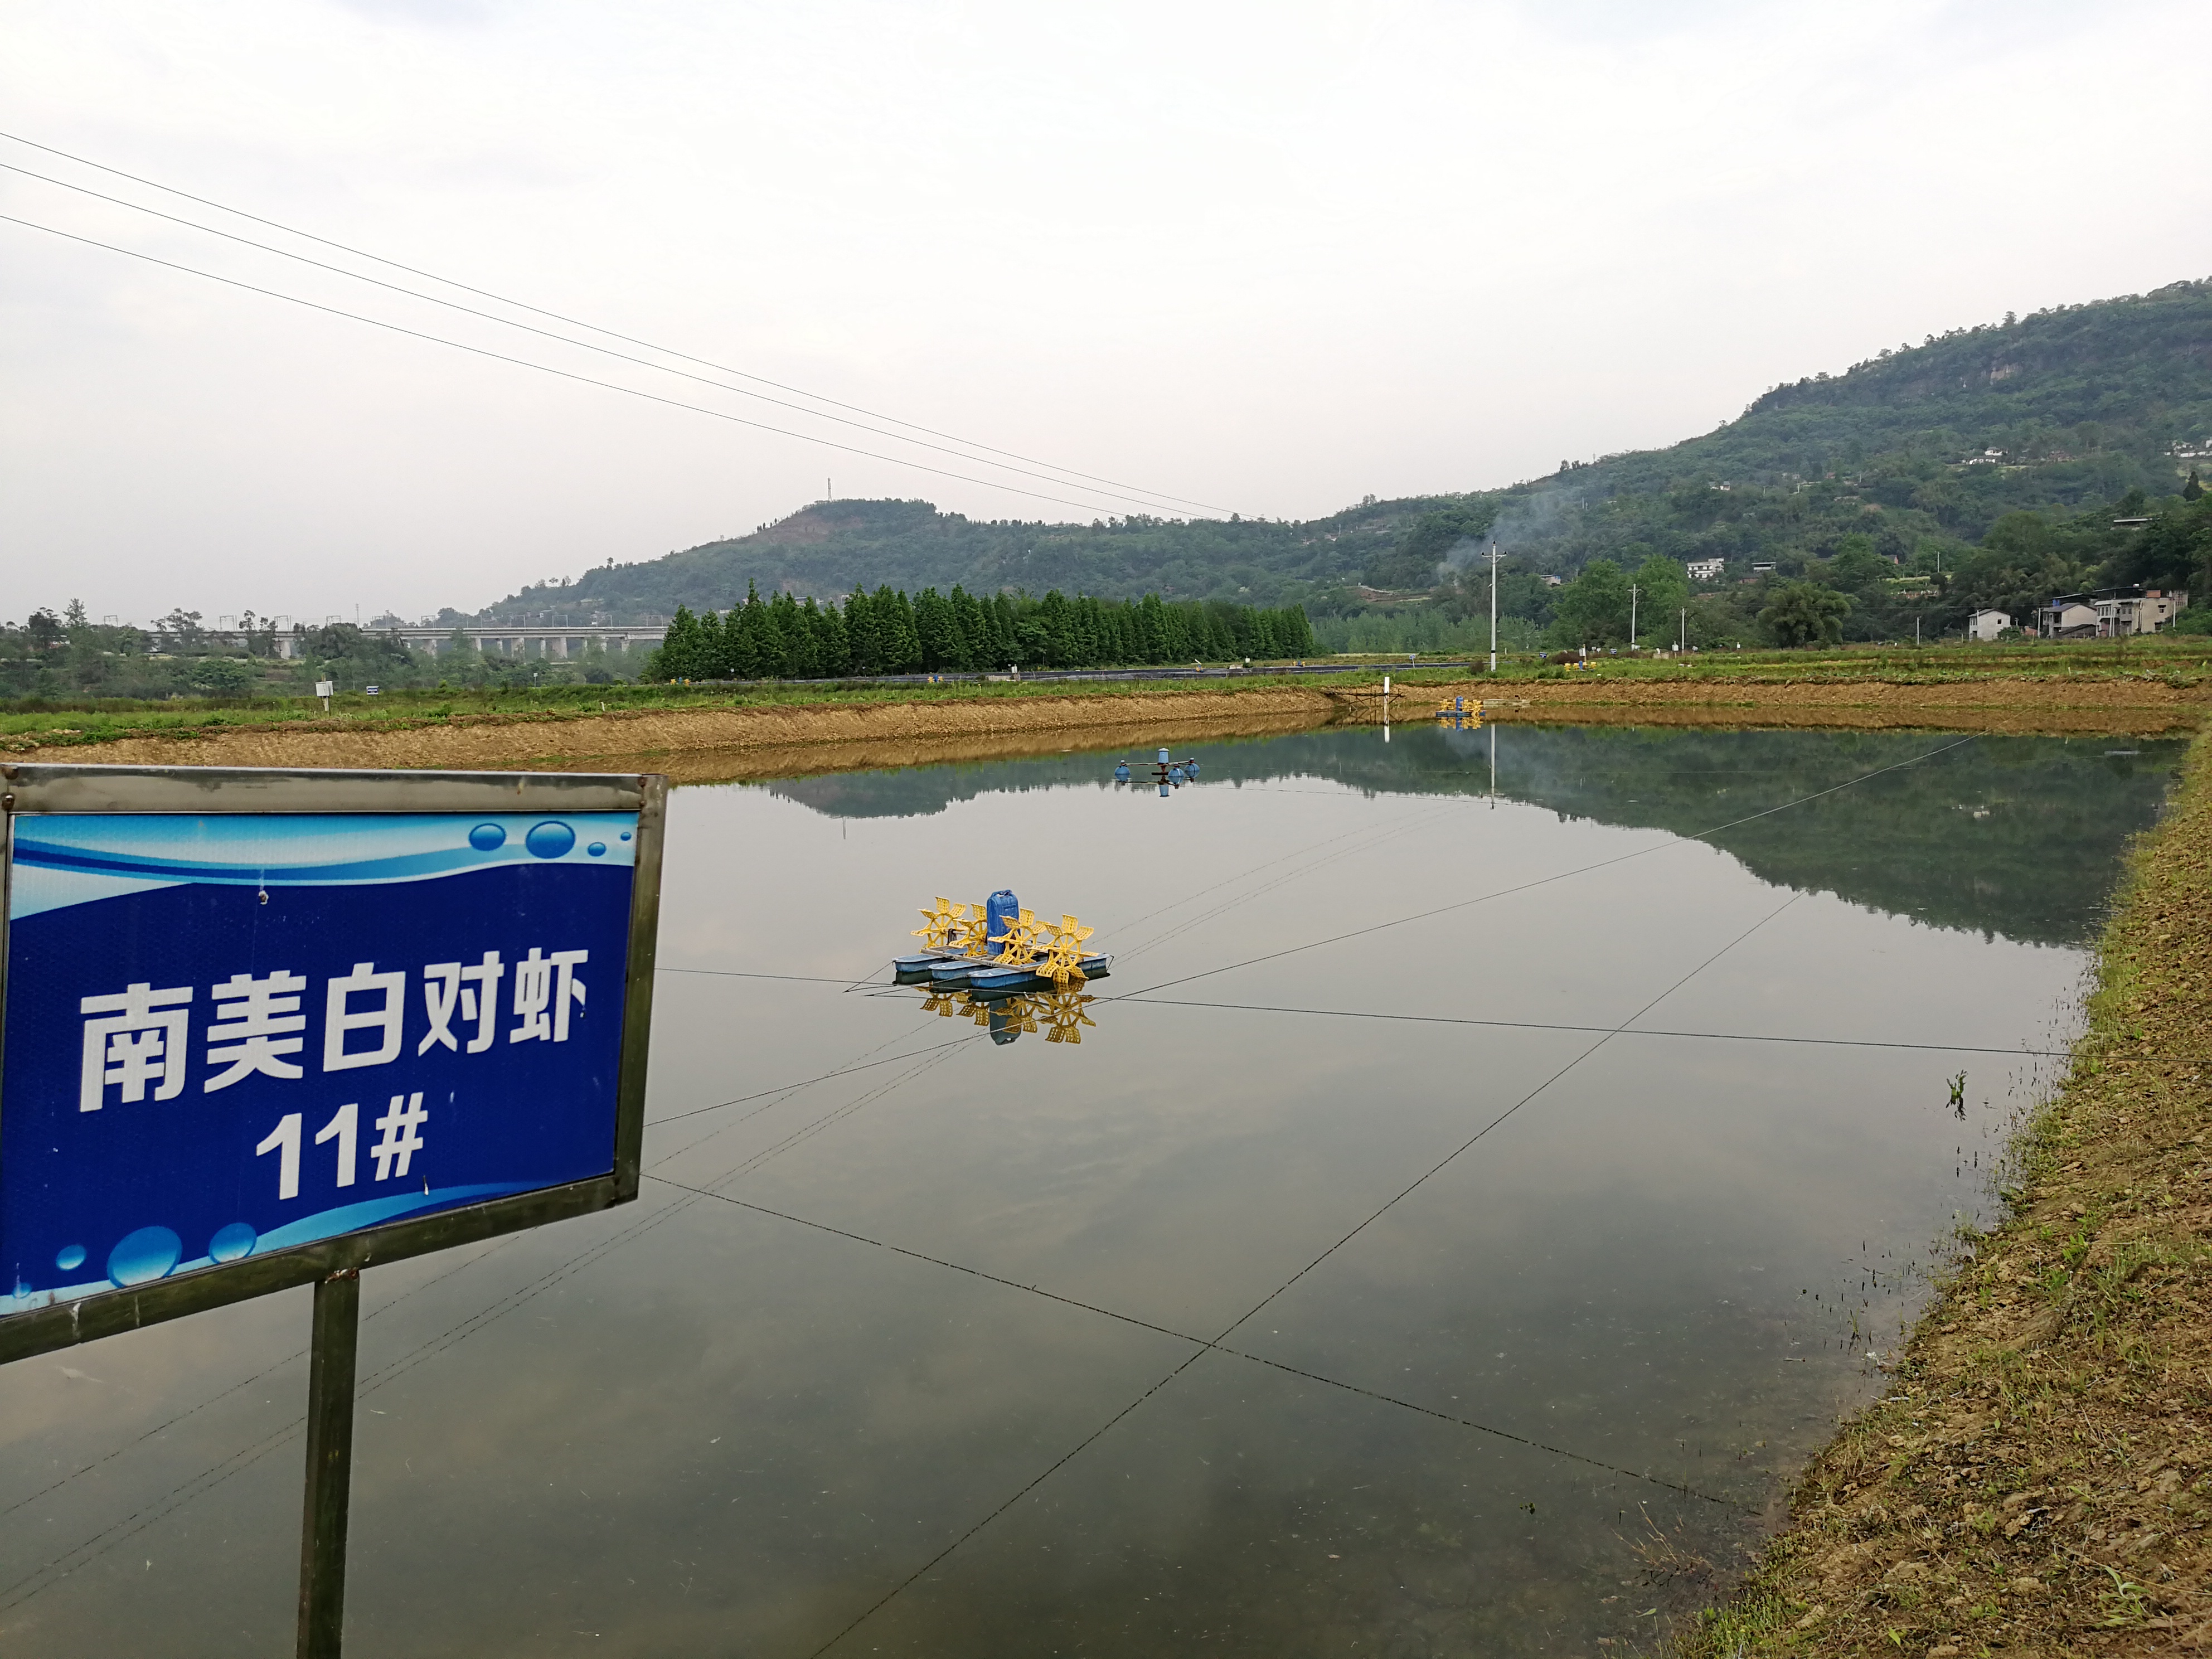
xmin=1453 ymin=675 xmax=2209 ymax=735
xmin=13 ymin=688 xmax=1346 ymax=774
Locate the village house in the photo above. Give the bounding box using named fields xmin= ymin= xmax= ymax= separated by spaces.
xmin=2036 ymin=586 xmax=2188 ymax=639
xmin=1966 ymin=609 xmax=2012 ymax=642
xmin=1685 ymin=556 xmax=1726 ymax=583
xmin=2042 ymin=598 xmax=2099 ymax=638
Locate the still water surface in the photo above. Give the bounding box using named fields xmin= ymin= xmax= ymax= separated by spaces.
xmin=0 ymin=726 xmax=2182 ymax=1655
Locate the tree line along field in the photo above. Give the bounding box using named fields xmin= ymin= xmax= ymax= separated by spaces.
xmin=645 ymin=582 xmax=1316 ymax=680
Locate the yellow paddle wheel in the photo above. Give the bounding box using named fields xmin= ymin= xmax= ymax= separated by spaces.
xmin=911 ymin=896 xmax=962 ymax=950
xmin=1035 ymin=915 xmax=1095 ymax=988
xmin=949 ymin=903 xmax=996 ymax=959
xmin=989 ymin=906 xmax=1045 ymax=966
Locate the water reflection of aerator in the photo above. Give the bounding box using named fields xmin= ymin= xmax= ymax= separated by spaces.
xmin=912 ymin=983 xmax=1100 ymax=1046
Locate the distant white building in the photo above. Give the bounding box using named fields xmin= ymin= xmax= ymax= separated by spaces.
xmin=1966 ymin=609 xmax=2013 ymax=642
xmin=1686 ymin=557 xmax=1726 ymax=583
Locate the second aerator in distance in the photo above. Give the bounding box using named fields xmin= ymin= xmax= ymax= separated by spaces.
xmin=1113 ymin=747 xmax=1202 ymax=795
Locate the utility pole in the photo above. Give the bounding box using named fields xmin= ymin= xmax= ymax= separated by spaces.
xmin=1628 ymin=585 xmax=1640 ymax=649
xmin=1487 ymin=541 xmax=1500 ymax=673
xmin=1679 ymin=608 xmax=1686 ymax=652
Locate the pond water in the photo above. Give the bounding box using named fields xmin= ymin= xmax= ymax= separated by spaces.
xmin=0 ymin=725 xmax=2184 ymax=1656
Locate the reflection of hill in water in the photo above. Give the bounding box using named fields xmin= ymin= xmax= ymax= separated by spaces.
xmin=766 ymin=727 xmax=2184 ymax=947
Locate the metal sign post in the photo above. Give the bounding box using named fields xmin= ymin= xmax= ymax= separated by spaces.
xmin=0 ymin=763 xmax=666 ymax=1658
xmin=299 ymin=1268 xmax=361 ymax=1657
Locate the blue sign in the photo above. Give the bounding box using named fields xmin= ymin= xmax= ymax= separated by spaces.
xmin=2 ymin=810 xmax=639 ymax=1313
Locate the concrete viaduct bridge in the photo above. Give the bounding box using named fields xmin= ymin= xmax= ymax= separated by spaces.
xmin=387 ymin=624 xmax=668 ymax=659
xmin=208 ymin=624 xmax=668 ymax=661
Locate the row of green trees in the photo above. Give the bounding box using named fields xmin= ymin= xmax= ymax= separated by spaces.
xmin=645 ymin=582 xmax=1316 ymax=680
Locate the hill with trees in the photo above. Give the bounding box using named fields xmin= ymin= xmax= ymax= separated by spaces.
xmin=465 ymin=277 xmax=2212 ymax=650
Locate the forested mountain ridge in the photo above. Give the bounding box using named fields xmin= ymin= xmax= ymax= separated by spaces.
xmin=1358 ymin=276 xmax=2212 ymax=592
xmin=468 ymin=498 xmax=1409 ymax=625
xmin=464 ymin=278 xmax=2212 ymax=629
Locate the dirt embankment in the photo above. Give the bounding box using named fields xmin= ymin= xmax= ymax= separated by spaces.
xmin=13 ymin=673 xmax=2205 ymax=779
xmin=1681 ymin=736 xmax=2212 ymax=1657
xmin=1451 ymin=675 xmax=2210 ymax=735
xmin=15 ymin=688 xmax=1347 ymax=777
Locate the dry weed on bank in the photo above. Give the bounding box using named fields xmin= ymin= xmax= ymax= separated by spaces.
xmin=1679 ymin=737 xmax=2212 ymax=1658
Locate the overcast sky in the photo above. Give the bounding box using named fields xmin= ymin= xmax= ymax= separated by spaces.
xmin=3 ymin=1 xmax=2206 ymax=625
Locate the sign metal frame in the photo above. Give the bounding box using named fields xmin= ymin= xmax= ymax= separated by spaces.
xmin=0 ymin=762 xmax=666 ymax=1364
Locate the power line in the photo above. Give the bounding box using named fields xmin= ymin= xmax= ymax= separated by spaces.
xmin=1202 ymin=895 xmax=1805 ymax=1352
xmin=643 ymin=1032 xmax=983 ymax=1129
xmin=803 ymin=1348 xmax=1211 ymax=1659
xmin=0 ymin=1219 xmax=517 ymax=1533
xmin=1113 ymin=800 xmax=1466 ymax=964
xmin=1113 ymin=997 xmax=2085 ymax=1059
xmin=644 ymin=1042 xmax=969 ymax=1185
xmin=657 ymin=967 xmax=872 ymax=988
xmin=0 ymin=1034 xmax=977 ymax=1608
xmin=0 ymin=212 xmax=1143 ymax=520
xmin=651 ymin=1175 xmax=1744 ymax=1502
xmin=788 ymin=903 xmax=1806 ymax=1647
xmin=0 ymin=161 xmax=1215 ymax=520
xmin=0 ymin=1409 xmax=304 ymax=1613
xmin=0 ymin=130 xmax=1231 ymax=516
